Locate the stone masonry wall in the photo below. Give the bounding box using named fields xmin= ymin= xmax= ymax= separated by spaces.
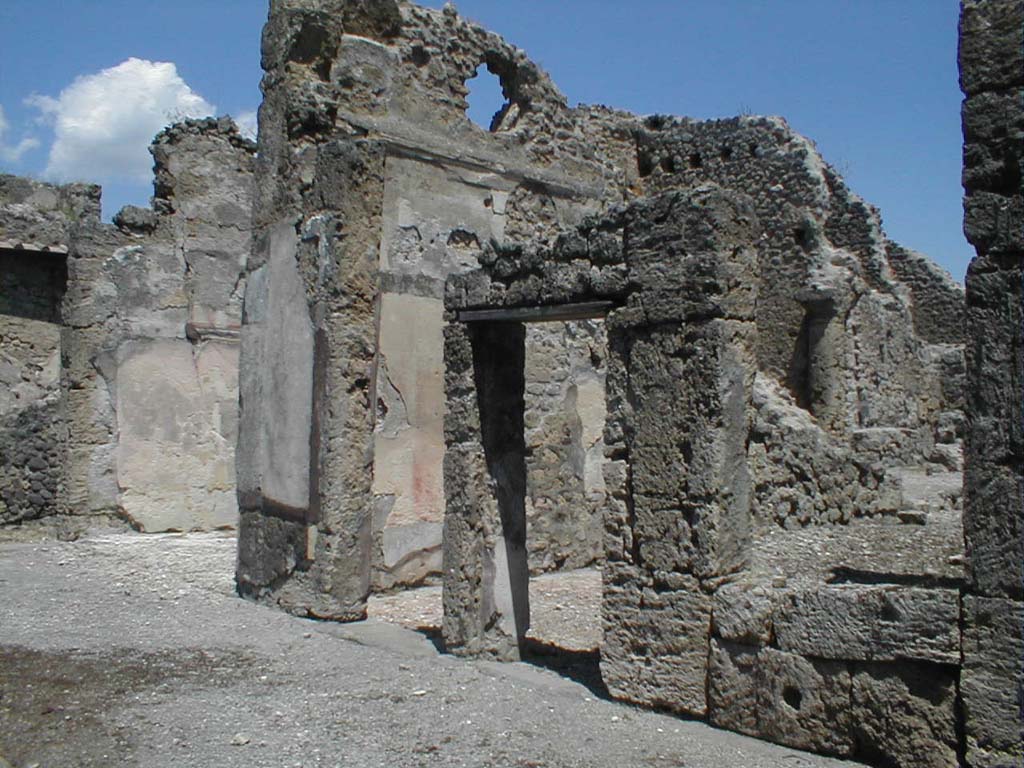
xmin=239 ymin=3 xmax=976 ymax=764
xmin=886 ymin=241 xmax=966 ymax=346
xmin=628 ymin=118 xmax=966 ymax=765
xmin=0 ymin=175 xmax=93 ymax=528
xmin=106 ymin=119 xmax=254 ymax=532
xmin=0 ymin=118 xmax=254 ymax=534
xmin=0 ymin=245 xmax=67 ymax=524
xmin=446 ymin=175 xmax=966 ymax=767
xmin=637 ymin=116 xmax=966 ymax=531
xmin=959 ymin=1 xmax=1024 ymax=766
xmin=237 ymin=0 xmax=635 ymax=612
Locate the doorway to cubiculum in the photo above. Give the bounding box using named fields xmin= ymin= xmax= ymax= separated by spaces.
xmin=444 ymin=301 xmax=615 ymax=692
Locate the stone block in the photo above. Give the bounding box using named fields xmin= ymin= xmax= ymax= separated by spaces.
xmin=959 ymin=0 xmax=1024 ymax=94
xmin=712 ymin=582 xmax=773 ymax=644
xmin=962 ymin=90 xmax=1024 ymax=195
xmin=601 ymin=574 xmax=712 ymax=716
xmin=850 ymin=662 xmax=959 ymax=768
xmin=756 ymin=648 xmax=853 ymax=757
xmin=442 ymin=320 xmax=475 ymax=384
xmin=707 ymin=638 xmax=759 ymax=737
xmin=964 ymin=264 xmax=1023 ymax=461
xmin=965 ymin=461 xmax=1024 ymax=599
xmin=964 ymin=192 xmax=1024 ymax=254
xmin=236 ymin=509 xmax=307 ymax=595
xmin=962 ymin=595 xmax=1024 ymax=768
xmin=625 ymin=321 xmax=750 ymax=580
xmin=85 ymin=443 xmax=119 ymax=514
xmin=632 ymin=500 xmax=699 ymax=575
xmin=601 ymin=495 xmax=634 ymax=564
xmin=711 ymin=644 xmax=956 ymax=763
xmin=774 ymin=585 xmax=961 ymax=664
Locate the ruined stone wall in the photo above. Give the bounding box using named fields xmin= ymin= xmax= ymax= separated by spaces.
xmin=637 ymin=117 xmax=966 ymax=531
xmin=442 ymin=185 xmax=760 ymax=666
xmin=628 ymin=119 xmax=967 ymax=765
xmin=0 ymin=176 xmax=91 ymax=527
xmin=886 ymin=241 xmax=966 ymax=346
xmin=523 ymin=320 xmax=606 ymax=573
xmin=442 ymin=109 xmax=971 ymax=764
xmin=0 ymin=253 xmax=66 ymax=525
xmin=105 ymin=119 xmax=253 ymax=532
xmin=237 ymin=0 xmax=635 ymax=609
xmin=0 ymin=118 xmax=254 ymax=534
xmin=446 ymin=174 xmax=967 ymax=765
xmin=238 ymin=3 xmax=979 ymax=764
xmin=959 ymin=1 xmax=1024 ymax=765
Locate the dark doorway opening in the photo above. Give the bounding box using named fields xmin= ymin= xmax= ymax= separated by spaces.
xmin=463 ymin=302 xmax=612 ymax=693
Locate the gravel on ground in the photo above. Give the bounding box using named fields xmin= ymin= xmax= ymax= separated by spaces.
xmin=0 ymin=531 xmax=861 ymax=768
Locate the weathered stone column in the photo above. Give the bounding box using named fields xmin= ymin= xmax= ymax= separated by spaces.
xmin=959 ymin=1 xmax=1024 ymax=765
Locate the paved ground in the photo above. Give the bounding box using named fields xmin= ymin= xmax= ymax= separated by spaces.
xmin=0 ymin=532 xmax=862 ymax=768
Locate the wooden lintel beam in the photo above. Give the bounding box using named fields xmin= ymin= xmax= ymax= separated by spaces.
xmin=457 ymin=301 xmax=615 ymax=324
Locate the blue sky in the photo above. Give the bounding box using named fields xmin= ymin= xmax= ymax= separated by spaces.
xmin=0 ymin=1 xmax=970 ymax=280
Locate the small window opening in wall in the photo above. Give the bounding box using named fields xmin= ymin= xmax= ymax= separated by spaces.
xmin=466 ymin=63 xmax=510 ymax=132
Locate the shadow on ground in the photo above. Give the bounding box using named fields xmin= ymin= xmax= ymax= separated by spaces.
xmin=411 ymin=628 xmax=610 ymax=700
xmin=0 ymin=645 xmax=260 ymax=768
xmin=521 ymin=639 xmax=610 ymax=699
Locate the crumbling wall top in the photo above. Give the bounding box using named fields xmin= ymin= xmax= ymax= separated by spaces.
xmin=0 ymin=175 xmax=101 ymax=250
xmin=150 ymin=116 xmax=257 ymax=218
xmin=258 ymin=0 xmax=633 ymax=199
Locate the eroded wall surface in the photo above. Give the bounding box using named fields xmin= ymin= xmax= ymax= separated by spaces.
xmin=0 ymin=178 xmax=94 ymax=528
xmin=959 ymin=1 xmax=1024 ymax=765
xmin=0 ymin=118 xmax=254 ymax=533
xmin=637 ymin=117 xmax=966 ymax=529
xmin=237 ymin=0 xmax=636 ymax=610
xmin=444 ymin=112 xmax=968 ymax=764
xmin=238 ymin=2 xmax=976 ymax=764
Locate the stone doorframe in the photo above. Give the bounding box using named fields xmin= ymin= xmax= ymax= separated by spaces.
xmin=439 ymin=187 xmax=760 ymax=713
xmin=441 ymin=304 xmax=614 ymax=660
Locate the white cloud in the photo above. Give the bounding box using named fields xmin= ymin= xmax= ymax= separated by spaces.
xmin=28 ymin=58 xmax=215 ymax=184
xmin=0 ymin=105 xmax=40 ymax=163
xmin=235 ymin=110 xmax=258 ymax=141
